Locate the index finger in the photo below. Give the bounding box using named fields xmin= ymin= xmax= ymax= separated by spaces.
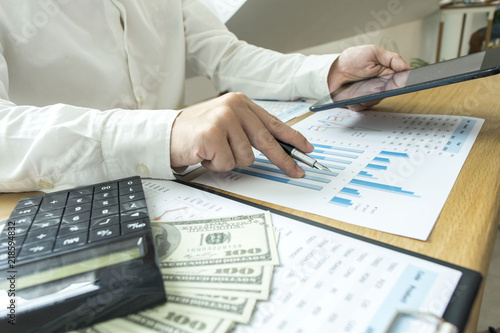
xmin=233 ymin=96 xmax=310 ymax=178
xmin=243 ymin=97 xmax=314 ymax=154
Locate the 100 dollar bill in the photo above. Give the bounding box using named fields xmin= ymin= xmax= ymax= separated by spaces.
xmin=163 ymin=264 xmax=273 ymax=292
xmin=81 ymin=304 xmax=233 ymax=333
xmin=153 ymin=212 xmax=279 ymax=269
xmin=166 ymin=292 xmax=256 ymax=324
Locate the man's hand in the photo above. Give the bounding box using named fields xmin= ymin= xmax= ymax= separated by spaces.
xmin=327 ymin=45 xmax=411 ymax=111
xmin=170 ymin=92 xmax=314 ymax=177
xmin=330 ymin=70 xmax=411 ymax=109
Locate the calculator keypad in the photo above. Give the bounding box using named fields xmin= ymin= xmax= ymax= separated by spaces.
xmin=0 ymin=176 xmax=151 ymax=263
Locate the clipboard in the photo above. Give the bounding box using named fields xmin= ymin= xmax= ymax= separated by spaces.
xmin=178 ymin=180 xmax=482 ymax=332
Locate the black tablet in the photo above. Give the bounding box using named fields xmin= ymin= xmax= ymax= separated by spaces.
xmin=309 ymin=47 xmax=500 ymax=112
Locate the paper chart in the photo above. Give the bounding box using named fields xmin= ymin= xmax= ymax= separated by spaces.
xmin=193 ymin=108 xmax=484 ymax=240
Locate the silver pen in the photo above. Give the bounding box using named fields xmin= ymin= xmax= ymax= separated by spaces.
xmin=276 ymin=140 xmax=331 ymax=172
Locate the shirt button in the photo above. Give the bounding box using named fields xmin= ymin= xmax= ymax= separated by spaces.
xmin=38 ymin=180 xmax=54 ymax=190
xmin=136 ymin=164 xmax=150 ymax=176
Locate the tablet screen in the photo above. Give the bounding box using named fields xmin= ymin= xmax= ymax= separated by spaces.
xmin=310 ymin=48 xmax=500 ymax=111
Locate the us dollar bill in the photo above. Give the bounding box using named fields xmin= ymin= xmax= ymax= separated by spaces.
xmin=165 ymin=292 xmax=256 ymax=324
xmin=79 ymin=304 xmax=233 ymax=333
xmin=153 ymin=211 xmax=279 ymax=269
xmin=165 ymin=284 xmax=269 ymax=301
xmin=163 ymin=264 xmax=274 ymax=292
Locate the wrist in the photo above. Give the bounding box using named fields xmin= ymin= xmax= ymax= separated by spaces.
xmin=327 ymin=58 xmax=349 ymax=93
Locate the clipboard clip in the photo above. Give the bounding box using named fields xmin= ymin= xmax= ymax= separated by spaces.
xmin=384 ymin=310 xmax=459 ymax=333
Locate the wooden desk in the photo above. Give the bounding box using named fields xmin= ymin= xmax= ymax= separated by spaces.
xmin=1 ymin=75 xmax=499 ymax=332
xmin=436 ymin=0 xmax=500 ymax=62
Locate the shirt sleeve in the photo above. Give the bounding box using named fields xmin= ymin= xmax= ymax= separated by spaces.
xmin=182 ymin=0 xmax=339 ymax=101
xmin=0 ymin=50 xmax=180 ymax=193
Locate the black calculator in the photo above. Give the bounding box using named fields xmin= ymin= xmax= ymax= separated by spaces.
xmin=0 ymin=176 xmax=166 ymax=333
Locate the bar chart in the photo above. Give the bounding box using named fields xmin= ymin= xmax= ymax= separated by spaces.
xmin=194 ymin=108 xmax=483 ymax=240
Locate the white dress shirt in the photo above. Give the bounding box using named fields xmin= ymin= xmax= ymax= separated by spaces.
xmin=0 ymin=0 xmax=337 ymax=192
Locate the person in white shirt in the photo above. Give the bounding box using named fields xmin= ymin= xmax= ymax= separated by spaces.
xmin=0 ymin=0 xmax=410 ymax=192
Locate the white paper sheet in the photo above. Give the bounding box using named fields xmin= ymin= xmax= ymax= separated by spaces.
xmin=252 ymin=99 xmax=312 ymax=122
xmin=192 ymin=108 xmax=484 ymax=240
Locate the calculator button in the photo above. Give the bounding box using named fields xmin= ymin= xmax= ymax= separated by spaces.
xmin=94 ymin=183 xmax=118 ymax=193
xmin=1 ymin=225 xmax=29 ymax=238
xmin=10 ymin=206 xmax=38 ymax=218
xmin=120 ymin=199 xmax=147 ymax=212
xmin=89 ymin=225 xmax=120 ymax=242
xmin=120 ymin=209 xmax=149 ymax=223
xmin=122 ymin=219 xmax=149 ymax=234
xmin=24 ymin=229 xmax=58 ymax=245
xmin=62 ymin=211 xmax=91 ymax=224
xmin=11 ymin=215 xmax=36 ymax=227
xmin=92 ymin=205 xmax=119 ymax=219
xmin=31 ymin=218 xmax=60 ymax=230
xmin=33 ymin=209 xmax=64 ymax=222
xmin=93 ymin=197 xmax=118 ymax=209
xmin=16 ymin=197 xmax=43 ymax=208
xmin=54 ymin=232 xmax=88 ymax=251
xmin=90 ymin=216 xmax=120 ymax=229
xmin=67 ymin=195 xmax=92 ymax=207
xmin=58 ymin=221 xmax=90 ymax=237
xmin=119 ymin=184 xmax=143 ymax=196
xmin=119 ymin=192 xmax=144 ymax=203
xmin=40 ymin=193 xmax=69 ymax=211
xmin=64 ymin=202 xmax=92 ymax=215
xmin=68 ymin=188 xmax=93 ymax=199
xmin=18 ymin=240 xmax=54 ymax=259
xmin=93 ymin=190 xmax=118 ymax=200
xmin=119 ymin=178 xmax=142 ymax=187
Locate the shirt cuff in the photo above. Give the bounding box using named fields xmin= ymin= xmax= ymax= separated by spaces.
xmin=294 ymin=54 xmax=339 ymax=99
xmin=100 ymin=108 xmax=181 ymax=181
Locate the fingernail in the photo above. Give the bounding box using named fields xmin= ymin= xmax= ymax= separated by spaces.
xmin=306 ymin=141 xmax=314 ymax=151
xmin=295 ymin=164 xmax=305 ymax=177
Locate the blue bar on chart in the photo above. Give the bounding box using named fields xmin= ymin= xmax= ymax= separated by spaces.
xmin=330 ymin=196 xmax=353 ymax=206
xmin=312 ymin=143 xmax=365 ymax=154
xmin=349 ymin=179 xmax=419 ymax=197
xmin=233 ymin=168 xmax=323 ymax=191
xmin=365 ymin=164 xmax=388 ymax=170
xmin=373 ymin=157 xmax=390 ymax=163
xmin=303 ymin=167 xmax=339 ymax=177
xmin=319 ymin=163 xmax=346 ymax=171
xmin=249 ymin=164 xmax=331 ymax=184
xmin=307 ymin=144 xmax=368 ymax=171
xmin=254 ymin=157 xmax=339 ymax=176
xmin=379 ymin=151 xmax=410 ymax=158
xmin=339 ymin=187 xmax=361 ymax=197
xmin=357 ymin=171 xmax=376 ymax=179
xmin=309 ymin=154 xmax=352 ymax=165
